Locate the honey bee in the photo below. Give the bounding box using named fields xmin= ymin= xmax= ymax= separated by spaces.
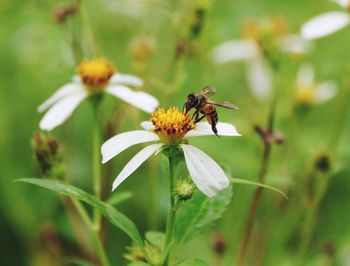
xmin=183 ymin=86 xmax=238 ymax=135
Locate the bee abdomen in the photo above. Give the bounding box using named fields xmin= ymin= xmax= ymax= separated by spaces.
xmin=209 ymin=110 xmax=218 ymax=123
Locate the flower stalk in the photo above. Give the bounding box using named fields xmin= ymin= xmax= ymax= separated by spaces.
xmin=163 ymin=154 xmax=177 ymax=265
xmin=235 ymin=97 xmax=276 ymax=266
xmin=92 ymin=102 xmax=102 ymax=230
xmin=296 ymin=80 xmax=350 ymax=265
xmin=72 ymin=198 xmax=110 ymax=266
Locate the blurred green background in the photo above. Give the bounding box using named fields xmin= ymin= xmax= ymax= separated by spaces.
xmin=1 ymin=0 xmax=350 ymax=265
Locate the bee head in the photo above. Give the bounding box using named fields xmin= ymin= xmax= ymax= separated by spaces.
xmin=184 ymin=93 xmax=196 ymax=113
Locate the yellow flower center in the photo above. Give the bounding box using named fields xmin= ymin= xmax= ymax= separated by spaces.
xmin=242 ymin=16 xmax=287 ymax=47
xmin=77 ymin=58 xmax=116 ymax=93
xmin=151 ymin=107 xmax=195 ymax=144
xmin=296 ymin=86 xmax=316 ymax=106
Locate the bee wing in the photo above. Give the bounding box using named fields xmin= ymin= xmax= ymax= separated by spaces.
xmin=200 ymin=86 xmax=216 ymax=96
xmin=208 ymin=100 xmax=239 ymax=110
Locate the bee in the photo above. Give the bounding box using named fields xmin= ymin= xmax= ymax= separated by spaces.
xmin=183 ymin=86 xmax=238 ymax=135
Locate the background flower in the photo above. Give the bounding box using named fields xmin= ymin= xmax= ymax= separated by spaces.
xmin=212 ymin=17 xmax=309 ymax=100
xmin=38 ymin=58 xmax=159 ymax=131
xmin=295 ymin=64 xmax=337 ymax=106
xmin=301 ymin=0 xmax=350 ymax=40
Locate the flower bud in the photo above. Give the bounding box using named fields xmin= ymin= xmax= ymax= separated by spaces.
xmin=190 ymin=0 xmax=210 ymax=38
xmin=254 ymin=125 xmax=285 ymax=145
xmin=129 ymin=35 xmax=155 ymax=62
xmin=129 ymin=35 xmax=155 ymax=73
xmin=314 ymin=153 xmax=331 ymax=173
xmin=32 ymin=132 xmax=64 ymax=177
xmin=175 ymin=179 xmax=195 ymax=201
xmin=52 ymin=4 xmax=78 ymax=24
xmin=124 ymin=244 xmax=147 ymax=263
xmin=212 ymin=232 xmax=227 ymax=256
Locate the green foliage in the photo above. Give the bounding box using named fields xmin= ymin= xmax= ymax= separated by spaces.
xmin=107 ymin=191 xmax=133 ymax=206
xmin=16 ymin=178 xmax=146 ymax=254
xmin=145 ymin=231 xmax=165 ymax=248
xmin=231 ymin=177 xmax=288 ymax=199
xmin=174 ymin=186 xmax=232 ymax=249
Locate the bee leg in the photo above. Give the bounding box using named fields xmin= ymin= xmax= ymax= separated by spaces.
xmin=192 ymin=110 xmax=199 ymax=120
xmin=194 ymin=114 xmax=206 ymax=123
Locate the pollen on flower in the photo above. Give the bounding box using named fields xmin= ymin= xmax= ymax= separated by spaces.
xmin=77 ymin=58 xmax=115 ymax=92
xmin=151 ymin=107 xmax=194 ymax=144
xmin=296 ymin=86 xmax=316 ymax=106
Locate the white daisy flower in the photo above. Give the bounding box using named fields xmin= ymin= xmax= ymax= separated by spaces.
xmin=212 ymin=17 xmax=309 ymax=100
xmin=295 ymin=64 xmax=337 ymax=106
xmin=301 ymin=0 xmax=350 ymax=40
xmin=38 ymin=58 xmax=159 ymax=131
xmin=101 ymin=107 xmax=240 ymax=197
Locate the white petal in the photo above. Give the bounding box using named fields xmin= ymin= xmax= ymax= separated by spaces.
xmin=39 ymin=91 xmax=88 ymax=131
xmin=110 ymin=73 xmax=144 ymax=87
xmin=181 ymin=144 xmax=230 ymax=197
xmin=112 ymin=143 xmax=162 ymax=191
xmin=333 ymin=0 xmax=349 ymax=9
xmin=301 ymin=12 xmax=350 ymax=40
xmin=212 ymin=40 xmax=259 ymax=64
xmin=72 ymin=75 xmax=82 ymax=83
xmin=37 ymin=83 xmax=85 ymax=112
xmin=315 ymin=81 xmax=337 ymax=103
xmin=279 ymin=34 xmax=310 ymax=54
xmin=106 ymin=85 xmax=159 ymax=113
xmin=297 ymin=64 xmax=314 ymax=88
xmin=186 ymin=122 xmax=241 ymax=137
xmin=246 ymin=57 xmax=272 ymax=100
xmin=140 ymin=121 xmax=155 ymax=131
xmin=101 ymin=130 xmax=159 ymax=164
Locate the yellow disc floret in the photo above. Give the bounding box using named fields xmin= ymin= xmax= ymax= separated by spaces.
xmin=77 ymin=58 xmax=115 ymax=93
xmin=296 ymin=86 xmax=316 ymax=106
xmin=151 ymin=107 xmax=195 ymax=144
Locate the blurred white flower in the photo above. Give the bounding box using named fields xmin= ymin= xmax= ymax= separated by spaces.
xmin=295 ymin=64 xmax=337 ymax=106
xmin=38 ymin=58 xmax=159 ymax=131
xmin=101 ymin=107 xmax=240 ymax=197
xmin=212 ymin=17 xmax=308 ymax=100
xmin=301 ymin=0 xmax=350 ymax=40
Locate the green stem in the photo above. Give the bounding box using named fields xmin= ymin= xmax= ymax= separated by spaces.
xmin=163 ymin=156 xmax=176 ymax=265
xmin=92 ymin=108 xmax=102 ymax=230
xmin=328 ymin=82 xmax=350 ymax=154
xmin=296 ymin=80 xmax=350 ymax=265
xmin=296 ymin=171 xmax=328 ymax=265
xmin=72 ymin=199 xmax=110 ymax=266
xmin=235 ymin=92 xmax=276 ymax=266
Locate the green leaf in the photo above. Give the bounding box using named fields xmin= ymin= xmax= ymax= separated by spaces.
xmin=107 ymin=191 xmax=133 ymax=206
xmin=16 ymin=178 xmax=145 ymax=254
xmin=174 ymin=187 xmax=232 ymax=249
xmin=145 ymin=231 xmax=165 ymax=248
xmin=231 ymin=178 xmax=288 ymax=199
xmin=175 ymin=259 xmax=209 ymax=266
